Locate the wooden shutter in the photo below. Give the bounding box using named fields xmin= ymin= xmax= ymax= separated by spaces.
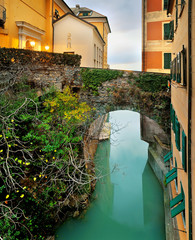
xmin=175 ymin=116 xmax=180 ymax=151
xmin=164 ymin=0 xmax=168 ymax=10
xmin=164 ymin=23 xmax=170 ymax=40
xmin=164 ymin=53 xmax=171 ymax=69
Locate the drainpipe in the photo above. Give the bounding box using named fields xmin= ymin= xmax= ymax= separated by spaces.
xmin=188 ymin=0 xmax=192 ymax=239
xmin=142 ymin=0 xmax=146 ymax=72
xmin=52 ymin=0 xmax=54 ymax=52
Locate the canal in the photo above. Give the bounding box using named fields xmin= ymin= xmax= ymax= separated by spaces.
xmin=56 ymin=110 xmax=165 ymax=240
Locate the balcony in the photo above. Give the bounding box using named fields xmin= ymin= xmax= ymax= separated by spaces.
xmin=0 ymin=5 xmax=6 ymax=28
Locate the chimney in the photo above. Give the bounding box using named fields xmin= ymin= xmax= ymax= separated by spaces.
xmin=76 ymin=4 xmax=80 ymax=9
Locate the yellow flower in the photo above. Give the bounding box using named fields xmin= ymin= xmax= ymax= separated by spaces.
xmin=0 ymin=150 xmax=3 ymax=153
xmin=16 ymin=190 xmax=19 ymax=193
xmin=8 ymin=145 xmax=11 ymax=148
xmin=23 ymin=186 xmax=27 ymax=190
xmin=0 ymin=135 xmax=2 ymax=138
xmin=54 ymin=150 xmax=57 ymax=152
xmin=39 ymin=174 xmax=42 ymax=178
xmin=6 ymin=195 xmax=9 ymax=199
xmin=26 ymin=162 xmax=30 ymax=166
xmin=20 ymin=194 xmax=24 ymax=198
xmin=53 ymin=157 xmax=55 ymax=160
xmin=33 ymin=177 xmax=36 ymax=181
xmin=45 ymin=160 xmax=48 ymax=163
xmin=11 ymin=119 xmax=14 ymax=122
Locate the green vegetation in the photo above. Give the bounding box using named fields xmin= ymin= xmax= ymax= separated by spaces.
xmin=81 ymin=68 xmax=123 ymax=95
xmin=0 ymin=81 xmax=95 ymax=239
xmin=134 ymin=73 xmax=170 ymax=93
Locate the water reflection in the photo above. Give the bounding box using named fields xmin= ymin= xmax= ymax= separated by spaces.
xmin=56 ymin=110 xmax=165 ymax=240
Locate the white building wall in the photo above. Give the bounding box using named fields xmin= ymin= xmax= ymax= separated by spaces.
xmin=54 ymin=15 xmax=103 ymax=68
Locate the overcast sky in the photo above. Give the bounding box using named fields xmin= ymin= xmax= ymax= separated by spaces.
xmin=64 ymin=0 xmax=142 ymax=71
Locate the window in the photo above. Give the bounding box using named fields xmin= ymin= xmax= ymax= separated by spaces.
xmin=78 ymin=11 xmax=92 ymax=17
xmin=54 ymin=9 xmax=60 ymax=19
xmin=164 ymin=0 xmax=168 ymax=10
xmin=164 ymin=53 xmax=171 ymax=69
xmin=182 ymin=130 xmax=187 ymax=171
xmin=170 ymin=182 xmax=185 ymax=218
xmin=0 ymin=5 xmax=6 ymax=28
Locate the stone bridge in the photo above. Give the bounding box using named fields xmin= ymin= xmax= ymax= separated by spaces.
xmin=0 ymin=48 xmax=171 ymax=134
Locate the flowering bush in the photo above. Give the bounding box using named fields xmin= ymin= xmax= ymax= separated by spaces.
xmin=0 ymin=81 xmax=95 ymax=239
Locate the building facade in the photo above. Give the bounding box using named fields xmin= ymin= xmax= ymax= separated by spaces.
xmin=53 ymin=13 xmax=105 ymax=68
xmin=165 ymin=0 xmax=195 ymax=239
xmin=0 ymin=1 xmax=110 ymax=68
xmin=71 ymin=5 xmax=111 ymax=69
xmin=142 ymin=0 xmax=172 ymax=73
xmin=0 ymin=0 xmax=72 ymax=52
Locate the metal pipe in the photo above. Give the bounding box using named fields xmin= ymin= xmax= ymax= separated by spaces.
xmin=188 ymin=0 xmax=192 ymax=239
xmin=142 ymin=0 xmax=146 ymax=71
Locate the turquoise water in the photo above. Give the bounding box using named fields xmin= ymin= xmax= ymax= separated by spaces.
xmin=56 ymin=111 xmax=165 ymax=240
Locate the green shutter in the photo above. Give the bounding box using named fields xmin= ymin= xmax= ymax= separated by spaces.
xmin=170 ymin=182 xmax=185 ymax=218
xmin=170 ymin=21 xmax=174 ymax=40
xmin=164 ymin=151 xmax=173 ymax=163
xmin=176 ymin=0 xmax=178 ymax=28
xmin=170 ymin=192 xmax=183 ymax=208
xmin=166 ymin=168 xmax=177 ymax=178
xmin=166 ymin=171 xmax=177 ymax=184
xmin=164 ymin=23 xmax=170 ymax=40
xmin=182 ymin=131 xmax=186 ymax=171
xmin=164 ymin=53 xmax=171 ymax=69
xmin=171 ymin=201 xmax=185 ymax=217
xmin=172 ymin=109 xmax=176 ymax=132
xmin=175 ymin=116 xmax=180 ymax=151
xmin=173 ymin=58 xmax=176 ymax=81
xmin=164 ymin=0 xmax=168 ymax=10
xmin=182 ymin=46 xmax=187 ymax=86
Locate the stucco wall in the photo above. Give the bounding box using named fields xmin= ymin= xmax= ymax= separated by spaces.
xmin=54 ymin=15 xmax=104 ymax=68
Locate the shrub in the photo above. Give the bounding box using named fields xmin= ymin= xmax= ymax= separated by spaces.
xmin=134 ymin=73 xmax=170 ymax=92
xmin=81 ymin=68 xmax=123 ymax=94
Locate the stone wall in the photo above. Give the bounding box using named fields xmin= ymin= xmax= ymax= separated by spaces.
xmin=0 ymin=48 xmax=82 ymax=92
xmin=80 ymin=71 xmax=171 ymax=134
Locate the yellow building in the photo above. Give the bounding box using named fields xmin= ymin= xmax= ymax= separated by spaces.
xmin=164 ymin=0 xmax=195 ymax=240
xmin=0 ymin=0 xmax=72 ymax=51
xmin=71 ymin=5 xmax=111 ymax=69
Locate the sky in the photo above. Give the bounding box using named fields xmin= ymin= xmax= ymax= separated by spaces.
xmin=64 ymin=0 xmax=142 ymax=71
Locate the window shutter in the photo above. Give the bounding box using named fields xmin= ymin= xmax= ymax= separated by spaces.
xmin=170 ymin=21 xmax=174 ymax=40
xmin=164 ymin=0 xmax=168 ymax=10
xmin=182 ymin=46 xmax=187 ymax=86
xmin=172 ymin=108 xmax=175 ymax=132
xmin=175 ymin=116 xmax=180 ymax=151
xmin=164 ymin=23 xmax=170 ymax=40
xmin=176 ymin=0 xmax=178 ymax=28
xmin=173 ymin=58 xmax=176 ymax=81
xmin=182 ymin=131 xmax=186 ymax=171
xmin=164 ymin=53 xmax=171 ymax=69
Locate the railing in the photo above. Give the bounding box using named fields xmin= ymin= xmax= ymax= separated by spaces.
xmin=0 ymin=5 xmax=6 ymax=24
